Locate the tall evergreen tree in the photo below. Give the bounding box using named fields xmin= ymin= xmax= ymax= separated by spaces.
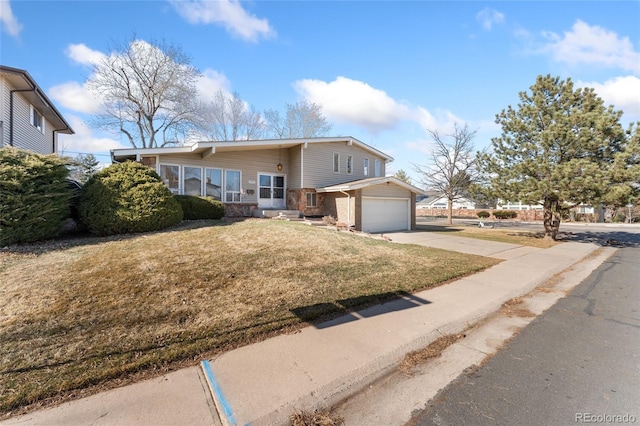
xmin=479 ymin=75 xmax=639 ymax=240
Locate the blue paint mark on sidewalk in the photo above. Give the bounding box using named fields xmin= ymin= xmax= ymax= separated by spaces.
xmin=201 ymin=360 xmax=237 ymax=425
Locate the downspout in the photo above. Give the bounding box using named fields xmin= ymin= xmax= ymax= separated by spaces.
xmin=339 ymin=189 xmax=352 ymax=227
xmin=9 ymin=88 xmax=37 ymax=146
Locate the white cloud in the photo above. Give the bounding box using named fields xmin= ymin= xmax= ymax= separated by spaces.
xmin=169 ymin=0 xmax=275 ymax=42
xmin=49 ymin=81 xmax=101 ymax=114
xmin=0 ymin=0 xmax=22 ymax=37
xmin=58 ymin=115 xmax=128 ymax=153
xmin=295 ymin=76 xmax=465 ymax=136
xmin=196 ymin=68 xmax=231 ymax=102
xmin=294 ymin=76 xmax=414 ymax=133
xmin=476 ymin=7 xmax=504 ymax=31
xmin=541 ymin=20 xmax=640 ymax=73
xmin=66 ymin=43 xmax=106 ymax=66
xmin=578 ymin=76 xmax=640 ymax=119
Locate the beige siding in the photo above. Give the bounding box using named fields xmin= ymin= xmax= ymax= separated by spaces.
xmin=156 ymin=149 xmax=287 ymax=203
xmin=362 ymin=184 xmax=411 ymax=198
xmin=0 ymin=78 xmax=52 ymax=154
xmin=1 ymin=79 xmax=7 ymax=148
xmin=301 ymin=142 xmax=387 ymax=188
xmin=288 ymin=145 xmax=302 ymax=189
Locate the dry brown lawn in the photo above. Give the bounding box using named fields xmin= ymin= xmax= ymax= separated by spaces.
xmin=416 ymin=224 xmax=560 ymax=248
xmin=0 ymin=219 xmax=499 ymax=416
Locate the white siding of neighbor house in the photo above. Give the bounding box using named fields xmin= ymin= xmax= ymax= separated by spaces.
xmin=362 ymin=184 xmax=411 ymax=198
xmin=155 ymin=149 xmax=286 ymax=203
xmin=297 ymin=142 xmax=387 ymax=189
xmin=0 ymin=78 xmax=54 ymax=154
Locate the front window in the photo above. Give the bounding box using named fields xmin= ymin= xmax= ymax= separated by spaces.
xmin=205 ymin=168 xmax=222 ymax=200
xmin=160 ymin=164 xmax=180 ymax=194
xmin=225 ymin=170 xmax=241 ymax=202
xmin=374 ymin=159 xmax=381 ymax=177
xmin=346 ymin=155 xmax=353 ymax=174
xmin=183 ymin=166 xmax=202 ymax=196
xmin=333 ymin=153 xmax=340 ymax=173
xmin=306 ymin=192 xmax=317 ymax=207
xmin=363 ymin=158 xmax=369 ymax=176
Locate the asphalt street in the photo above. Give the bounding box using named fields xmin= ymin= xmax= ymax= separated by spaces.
xmin=410 ymin=245 xmax=640 ymax=426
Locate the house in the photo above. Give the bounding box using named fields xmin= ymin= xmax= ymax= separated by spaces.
xmin=417 ymin=193 xmax=477 ymax=210
xmin=0 ymin=65 xmax=74 ymax=154
xmin=111 ymin=137 xmax=423 ymax=233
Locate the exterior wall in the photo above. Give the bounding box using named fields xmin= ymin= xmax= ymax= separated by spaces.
xmin=0 ymin=77 xmax=53 ymax=154
xmin=287 ymin=188 xmax=325 ymax=216
xmin=322 ymin=191 xmax=356 ymax=226
xmin=288 ymin=145 xmax=302 ymax=189
xmin=296 ymin=141 xmax=387 ymax=189
xmin=155 ymin=149 xmax=287 ymax=205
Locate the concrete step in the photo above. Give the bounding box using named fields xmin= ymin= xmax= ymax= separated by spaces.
xmin=258 ymin=210 xmax=302 ymax=219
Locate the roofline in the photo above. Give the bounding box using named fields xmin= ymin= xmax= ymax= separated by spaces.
xmin=317 ymin=176 xmax=424 ymax=194
xmin=110 ymin=136 xmax=394 ymax=162
xmin=0 ymin=65 xmax=74 ymax=134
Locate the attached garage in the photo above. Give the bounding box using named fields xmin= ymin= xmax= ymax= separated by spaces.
xmin=362 ymin=197 xmax=410 ymax=233
xmin=318 ymin=177 xmax=422 ymax=233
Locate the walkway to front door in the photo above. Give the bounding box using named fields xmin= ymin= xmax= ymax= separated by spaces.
xmin=258 ymin=173 xmax=285 ymax=209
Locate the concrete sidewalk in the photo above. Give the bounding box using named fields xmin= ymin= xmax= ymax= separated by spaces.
xmin=1 ymin=233 xmax=603 ymax=426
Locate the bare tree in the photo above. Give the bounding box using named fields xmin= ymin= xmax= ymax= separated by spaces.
xmin=88 ymin=36 xmax=201 ymax=148
xmin=264 ymin=98 xmax=332 ymax=139
xmin=199 ymin=90 xmax=265 ymax=141
xmin=414 ymin=123 xmax=481 ymax=224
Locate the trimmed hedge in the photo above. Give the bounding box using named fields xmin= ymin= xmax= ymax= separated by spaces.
xmin=477 ymin=210 xmax=491 ymax=219
xmin=0 ymin=147 xmax=72 ymax=246
xmin=78 ymin=161 xmax=183 ymax=236
xmin=493 ymin=210 xmax=518 ymax=219
xmin=174 ymin=195 xmax=225 ymax=220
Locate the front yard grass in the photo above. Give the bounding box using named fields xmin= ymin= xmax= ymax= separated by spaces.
xmin=415 ymin=223 xmax=560 ymax=248
xmin=0 ymin=220 xmax=499 ymax=417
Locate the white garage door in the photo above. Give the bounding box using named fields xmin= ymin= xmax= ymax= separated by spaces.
xmin=362 ymin=197 xmax=410 ymax=233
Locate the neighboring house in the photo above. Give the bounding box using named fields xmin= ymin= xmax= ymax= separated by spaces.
xmin=0 ymin=65 xmax=74 ymax=154
xmin=496 ymin=201 xmax=543 ymax=211
xmin=111 ymin=137 xmax=423 ymax=233
xmin=417 ymin=193 xmax=477 ymax=209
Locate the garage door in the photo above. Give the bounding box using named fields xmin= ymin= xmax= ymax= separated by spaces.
xmin=362 ymin=197 xmax=410 ymax=233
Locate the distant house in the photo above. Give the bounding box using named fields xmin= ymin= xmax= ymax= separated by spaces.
xmin=0 ymin=65 xmax=74 ymax=154
xmin=111 ymin=137 xmax=424 ymax=233
xmin=496 ymin=200 xmax=543 ymax=211
xmin=417 ymin=193 xmax=477 ymax=210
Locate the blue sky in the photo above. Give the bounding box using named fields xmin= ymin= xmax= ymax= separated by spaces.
xmin=2 ymin=0 xmax=639 ymax=183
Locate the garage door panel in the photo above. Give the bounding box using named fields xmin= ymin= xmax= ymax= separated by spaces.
xmin=362 ymin=198 xmax=409 ymax=233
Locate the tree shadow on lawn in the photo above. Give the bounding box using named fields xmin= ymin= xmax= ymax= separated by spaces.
xmin=1 ymin=219 xmax=233 ymax=256
xmin=291 ymin=291 xmax=431 ymax=330
xmin=557 ymin=230 xmax=640 ymax=248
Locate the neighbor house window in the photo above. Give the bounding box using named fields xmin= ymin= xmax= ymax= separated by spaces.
xmin=333 ymin=153 xmax=340 ymax=173
xmin=346 ymin=155 xmax=353 ymax=174
xmin=30 ymin=105 xmax=44 ymax=134
xmin=306 ymin=192 xmax=317 ymax=208
xmin=183 ymin=166 xmax=202 ymax=196
xmin=205 ymin=168 xmax=222 ymax=200
xmin=363 ymin=158 xmax=369 ymax=176
xmin=225 ymin=170 xmax=241 ymax=202
xmin=159 ymin=164 xmax=180 ymax=194
xmin=374 ymin=159 xmax=381 ymax=177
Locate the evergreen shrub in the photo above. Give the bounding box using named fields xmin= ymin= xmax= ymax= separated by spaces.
xmin=79 ymin=161 xmax=183 ymax=235
xmin=174 ymin=195 xmax=225 ymax=220
xmin=493 ymin=210 xmax=518 ymax=219
xmin=476 ymin=211 xmax=491 ymax=219
xmin=0 ymin=147 xmax=72 ymax=245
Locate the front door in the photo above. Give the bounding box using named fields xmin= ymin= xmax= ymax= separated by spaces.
xmin=258 ymin=173 xmax=286 ymax=209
